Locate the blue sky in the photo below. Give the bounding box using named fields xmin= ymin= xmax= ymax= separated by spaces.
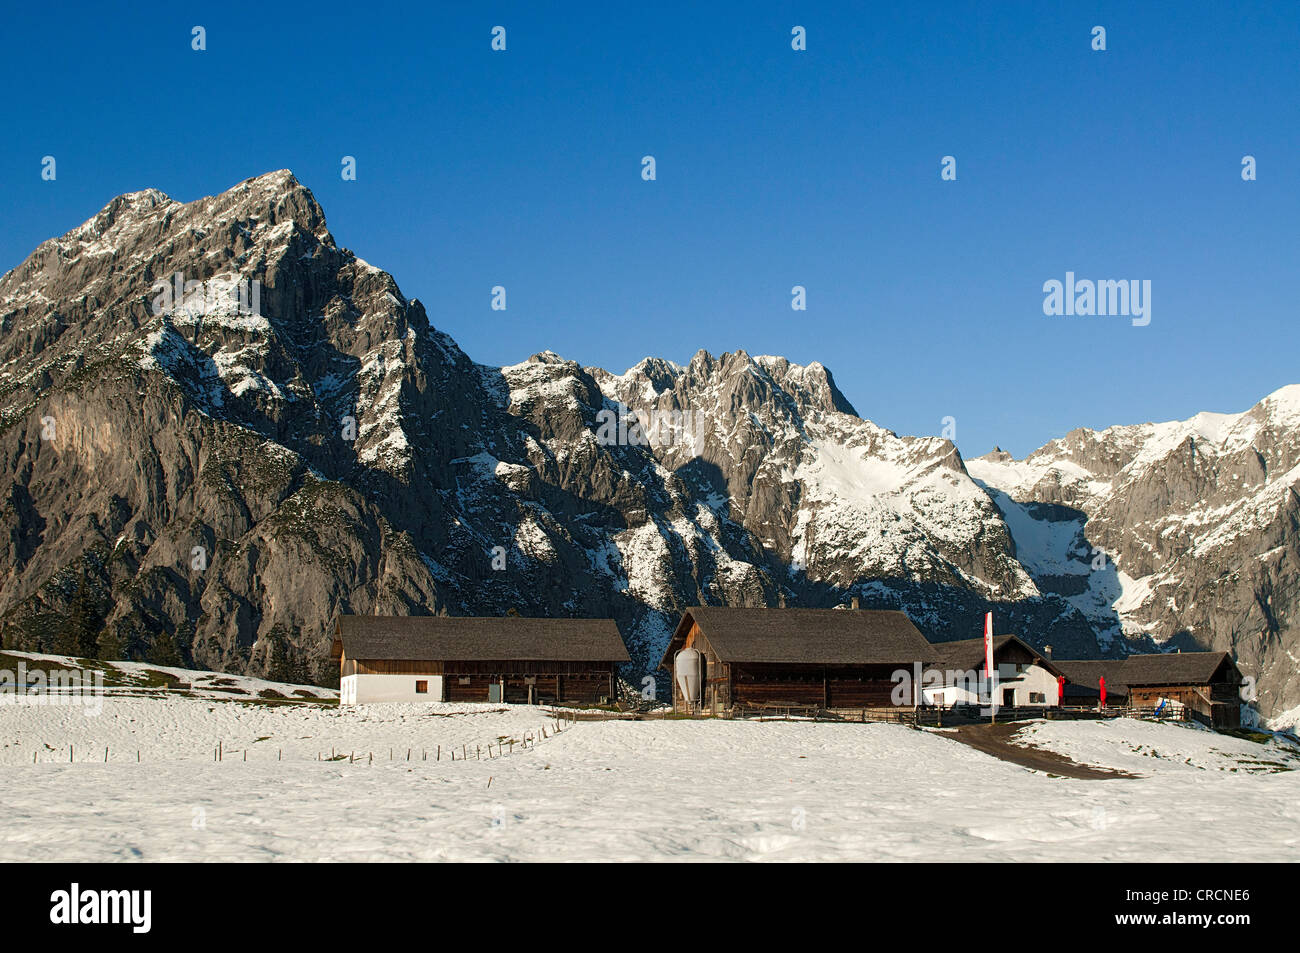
xmin=2 ymin=1 xmax=1296 ymax=457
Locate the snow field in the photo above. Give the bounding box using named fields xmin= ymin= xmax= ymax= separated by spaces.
xmin=1 ymin=699 xmax=1298 ymax=862
xmin=1016 ymin=717 xmax=1300 ymax=775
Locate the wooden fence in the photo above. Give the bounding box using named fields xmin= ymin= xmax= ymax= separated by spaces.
xmin=586 ymin=701 xmax=1195 ymax=726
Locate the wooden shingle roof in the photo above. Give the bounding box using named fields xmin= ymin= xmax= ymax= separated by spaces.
xmin=1053 ymin=652 xmax=1239 ymax=693
xmin=662 ymin=607 xmax=936 ymax=667
xmin=1120 ymin=651 xmax=1237 ymax=687
xmin=334 ymin=616 xmax=630 ymax=663
xmin=1053 ymin=659 xmax=1130 ymax=695
xmin=926 ymin=634 xmax=1058 ymax=674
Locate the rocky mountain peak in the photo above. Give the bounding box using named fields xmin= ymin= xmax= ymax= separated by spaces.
xmin=212 ymin=169 xmax=327 ymax=233
xmin=976 ymin=447 xmax=1014 ymax=463
xmin=599 ymin=348 xmax=857 ymax=422
xmin=4 ymin=172 xmax=1297 ymax=720
xmin=525 ymin=350 xmax=570 ymax=365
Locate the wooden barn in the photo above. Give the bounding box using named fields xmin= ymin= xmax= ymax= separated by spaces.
xmin=1122 ymin=651 xmax=1243 ymax=728
xmin=659 ymin=607 xmax=936 ymax=715
xmin=333 ymin=616 xmax=630 ymax=706
xmin=923 ymin=634 xmax=1063 ymax=708
xmin=1053 ymin=653 xmax=1244 ymax=727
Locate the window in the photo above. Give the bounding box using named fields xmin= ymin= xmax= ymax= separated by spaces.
xmin=458 ymin=676 xmax=470 ymax=685
xmin=415 ymin=680 xmax=428 ymax=694
xmin=1029 ymin=692 xmax=1045 ymax=704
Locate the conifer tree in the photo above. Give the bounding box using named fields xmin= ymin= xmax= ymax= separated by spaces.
xmin=58 ymin=579 xmax=103 ymax=659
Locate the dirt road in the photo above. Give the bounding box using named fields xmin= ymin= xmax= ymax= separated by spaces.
xmin=939 ymin=721 xmax=1138 ymax=780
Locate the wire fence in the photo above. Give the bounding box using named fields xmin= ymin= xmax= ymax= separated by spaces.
xmin=15 ymin=710 xmax=583 ymax=766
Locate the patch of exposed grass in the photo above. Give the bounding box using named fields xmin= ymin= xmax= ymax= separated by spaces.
xmin=1218 ymin=728 xmax=1273 ymax=745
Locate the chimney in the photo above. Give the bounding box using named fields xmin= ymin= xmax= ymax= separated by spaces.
xmin=1044 ymin=644 xmax=1053 ymax=660
xmin=850 ymin=596 xmax=860 ymax=610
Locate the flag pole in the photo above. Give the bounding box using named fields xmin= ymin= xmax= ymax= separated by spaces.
xmin=985 ymin=611 xmax=996 ymax=724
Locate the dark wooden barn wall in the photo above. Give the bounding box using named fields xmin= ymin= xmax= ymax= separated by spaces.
xmin=671 ymin=621 xmax=730 ymax=713
xmin=731 ymin=663 xmax=902 ymax=708
xmin=1128 ymin=683 xmax=1241 ymax=728
xmin=995 ymin=643 xmax=1040 ymax=668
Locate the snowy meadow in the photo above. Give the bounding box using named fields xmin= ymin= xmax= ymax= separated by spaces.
xmin=2 ymin=690 xmax=1298 ymax=862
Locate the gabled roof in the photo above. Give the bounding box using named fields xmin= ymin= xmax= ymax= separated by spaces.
xmin=1121 ymin=651 xmax=1238 ymax=687
xmin=334 ymin=616 xmax=630 ymax=663
xmin=1053 ymin=659 xmax=1130 ymax=696
xmin=660 ymin=607 xmax=936 ymax=668
xmin=926 ymin=634 xmax=1060 ymax=676
xmin=1053 ymin=652 xmax=1240 ymax=693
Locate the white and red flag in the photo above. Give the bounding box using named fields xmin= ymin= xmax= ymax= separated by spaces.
xmin=984 ymin=611 xmax=994 ymax=678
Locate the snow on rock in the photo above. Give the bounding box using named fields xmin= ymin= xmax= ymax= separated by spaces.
xmin=1268 ymin=704 xmax=1300 ymax=737
xmin=594 ymin=348 xmax=1035 ymax=600
xmin=969 ymin=388 xmax=1300 ymax=711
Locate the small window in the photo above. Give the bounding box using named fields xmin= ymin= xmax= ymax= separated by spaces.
xmin=458 ymin=676 xmax=470 ymax=685
xmin=1030 ymin=692 xmax=1045 ymax=704
xmin=415 ymin=680 xmax=428 ymax=694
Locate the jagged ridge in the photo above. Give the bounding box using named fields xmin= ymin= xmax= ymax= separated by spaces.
xmin=2 ymin=172 xmax=1294 ymax=715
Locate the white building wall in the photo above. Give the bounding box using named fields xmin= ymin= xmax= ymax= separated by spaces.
xmin=923 ymin=663 xmax=1061 ymax=707
xmin=923 ymin=681 xmax=981 ymax=706
xmin=340 ymin=674 xmax=444 ymax=705
xmin=1001 ymin=663 xmax=1061 ymax=706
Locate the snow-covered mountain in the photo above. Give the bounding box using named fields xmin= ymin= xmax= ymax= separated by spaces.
xmin=969 ymin=389 xmax=1300 ymax=716
xmin=2 ymin=172 xmax=1295 ymax=713
xmin=589 ymin=353 xmax=1037 ymax=608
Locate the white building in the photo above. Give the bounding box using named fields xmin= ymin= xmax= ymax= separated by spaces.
xmin=922 ymin=634 xmax=1062 ymax=708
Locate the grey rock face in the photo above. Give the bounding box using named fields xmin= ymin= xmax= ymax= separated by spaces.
xmin=2 ymin=173 xmax=1293 ymax=715
xmin=968 ymin=395 xmax=1300 ymax=718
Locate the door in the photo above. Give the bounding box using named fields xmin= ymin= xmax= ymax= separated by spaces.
xmin=487 ymin=682 xmax=502 ymax=703
xmin=1002 ymin=688 xmax=1016 ymax=706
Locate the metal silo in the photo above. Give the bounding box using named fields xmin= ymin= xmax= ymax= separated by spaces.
xmin=674 ymin=647 xmax=703 ymax=711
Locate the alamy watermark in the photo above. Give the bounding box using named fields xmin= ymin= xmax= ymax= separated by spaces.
xmin=0 ymin=662 xmax=104 ymax=716
xmin=890 ymin=662 xmax=1018 ymax=715
xmin=595 ymin=406 xmax=706 ymax=449
xmin=50 ymin=883 xmax=150 ymax=933
xmin=151 ymin=271 xmax=261 ymax=320
xmin=1042 ymin=272 xmax=1150 ymax=327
